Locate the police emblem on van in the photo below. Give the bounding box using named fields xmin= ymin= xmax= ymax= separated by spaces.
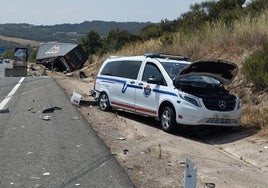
xmin=144 ymin=85 xmax=152 ymax=96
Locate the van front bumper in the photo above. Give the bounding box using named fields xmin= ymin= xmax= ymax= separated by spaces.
xmin=175 ymin=106 xmax=242 ymax=127
xmin=90 ymin=90 xmax=100 ymax=100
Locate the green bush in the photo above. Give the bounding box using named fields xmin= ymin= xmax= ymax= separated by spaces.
xmin=242 ymin=41 xmax=268 ymax=90
xmin=160 ymin=33 xmax=174 ymax=47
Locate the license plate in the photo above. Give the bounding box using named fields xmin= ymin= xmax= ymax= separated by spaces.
xmin=213 ymin=114 xmax=230 ymax=119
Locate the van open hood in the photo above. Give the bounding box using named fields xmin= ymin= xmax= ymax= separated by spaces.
xmin=178 ymin=59 xmax=238 ymax=85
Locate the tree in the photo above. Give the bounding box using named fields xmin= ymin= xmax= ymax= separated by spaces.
xmin=242 ymin=40 xmax=268 ymax=90
xmin=101 ymin=28 xmax=140 ymax=54
xmin=138 ymin=24 xmax=161 ymax=40
xmin=28 ymin=47 xmax=38 ymax=62
xmin=81 ymin=30 xmax=102 ymax=56
xmin=245 ymin=0 xmax=268 ymax=16
xmin=177 ymin=2 xmax=211 ymax=32
xmin=2 ymin=49 xmax=13 ymax=59
xmin=206 ymin=0 xmax=246 ymax=25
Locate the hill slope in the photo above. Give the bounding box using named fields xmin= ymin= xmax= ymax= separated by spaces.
xmin=84 ymin=11 xmax=268 ymax=132
xmin=0 ymin=35 xmax=40 ymax=47
xmin=0 ymin=21 xmax=151 ymax=43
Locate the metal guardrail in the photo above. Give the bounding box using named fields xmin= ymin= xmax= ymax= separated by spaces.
xmin=184 ymin=158 xmax=215 ymax=188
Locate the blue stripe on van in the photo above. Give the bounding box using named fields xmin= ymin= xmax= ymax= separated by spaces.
xmin=97 ymin=76 xmax=126 ymax=84
xmin=97 ymin=76 xmax=177 ymax=97
xmin=153 ymin=89 xmax=178 ymax=97
xmin=127 ymin=85 xmax=143 ymax=89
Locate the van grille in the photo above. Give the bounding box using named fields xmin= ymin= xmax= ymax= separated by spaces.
xmin=206 ymin=118 xmax=238 ymax=124
xmin=202 ymin=94 xmax=236 ymax=111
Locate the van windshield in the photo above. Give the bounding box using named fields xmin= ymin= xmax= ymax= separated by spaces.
xmin=175 ymin=75 xmax=220 ymax=84
xmin=161 ymin=62 xmax=189 ymax=80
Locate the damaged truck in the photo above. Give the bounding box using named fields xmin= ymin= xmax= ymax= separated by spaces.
xmin=36 ymin=42 xmax=87 ymax=72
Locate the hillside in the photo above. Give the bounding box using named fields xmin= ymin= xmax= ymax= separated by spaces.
xmin=83 ymin=11 xmax=268 ymax=133
xmin=0 ymin=21 xmax=151 ymax=44
xmin=0 ymin=35 xmax=40 ymax=47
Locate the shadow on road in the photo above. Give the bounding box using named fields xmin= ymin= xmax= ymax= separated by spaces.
xmin=103 ymin=109 xmax=257 ymax=145
xmin=80 ymin=100 xmax=98 ymax=107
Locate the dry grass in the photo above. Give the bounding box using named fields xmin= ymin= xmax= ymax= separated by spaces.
xmin=242 ymin=104 xmax=268 ymax=135
xmin=87 ymin=11 xmax=268 ymax=133
xmin=0 ymin=34 xmax=40 ymax=47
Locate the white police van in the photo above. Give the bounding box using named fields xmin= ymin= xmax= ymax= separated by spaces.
xmin=91 ymin=53 xmax=242 ymax=132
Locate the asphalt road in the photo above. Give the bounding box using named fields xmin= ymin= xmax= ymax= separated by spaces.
xmin=0 ymin=76 xmax=133 ymax=187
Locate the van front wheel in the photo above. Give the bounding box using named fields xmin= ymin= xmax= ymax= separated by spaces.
xmin=160 ymin=106 xmax=176 ymax=132
xmin=99 ymin=93 xmax=111 ymax=111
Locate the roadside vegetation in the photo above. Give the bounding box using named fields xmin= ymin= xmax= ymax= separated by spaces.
xmin=1 ymin=0 xmax=266 ymax=133
xmin=82 ymin=0 xmax=268 ymax=133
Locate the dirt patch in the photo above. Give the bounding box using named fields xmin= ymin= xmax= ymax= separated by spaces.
xmin=0 ymin=34 xmax=40 ymax=47
xmin=48 ymin=71 xmax=268 ymax=188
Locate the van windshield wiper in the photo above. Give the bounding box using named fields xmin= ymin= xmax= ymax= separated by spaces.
xmin=174 ymin=80 xmax=208 ymax=88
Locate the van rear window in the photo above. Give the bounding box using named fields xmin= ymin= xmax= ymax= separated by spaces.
xmin=101 ymin=60 xmax=142 ymax=79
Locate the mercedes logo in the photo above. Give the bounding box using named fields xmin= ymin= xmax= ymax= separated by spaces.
xmin=219 ymin=100 xmax=226 ymax=110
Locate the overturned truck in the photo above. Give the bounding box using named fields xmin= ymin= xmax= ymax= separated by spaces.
xmin=36 ymin=42 xmax=87 ymax=72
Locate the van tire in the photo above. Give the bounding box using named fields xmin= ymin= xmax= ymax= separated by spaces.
xmin=160 ymin=106 xmax=176 ymax=132
xmin=99 ymin=92 xmax=111 ymax=111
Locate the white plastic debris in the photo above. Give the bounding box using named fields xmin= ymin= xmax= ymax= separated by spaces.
xmin=71 ymin=90 xmax=82 ymax=106
xmin=117 ymin=137 xmax=126 ymax=141
xmin=30 ymin=177 xmax=40 ymax=180
xmin=42 ymin=116 xmax=51 ymax=121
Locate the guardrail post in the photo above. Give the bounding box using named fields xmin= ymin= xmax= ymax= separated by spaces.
xmin=184 ymin=158 xmax=197 ymax=188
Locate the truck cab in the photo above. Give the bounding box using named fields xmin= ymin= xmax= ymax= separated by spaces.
xmin=13 ymin=48 xmax=28 ymax=67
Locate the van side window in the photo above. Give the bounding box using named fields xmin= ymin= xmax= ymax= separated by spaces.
xmin=142 ymin=62 xmax=166 ymax=86
xmin=100 ymin=61 xmax=121 ymax=76
xmin=118 ymin=61 xmax=142 ymax=79
xmin=101 ymin=60 xmax=142 ymax=79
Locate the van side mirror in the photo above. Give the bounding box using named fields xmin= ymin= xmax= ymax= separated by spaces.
xmin=147 ymin=77 xmax=161 ymax=85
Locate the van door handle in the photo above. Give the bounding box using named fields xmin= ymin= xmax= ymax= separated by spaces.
xmin=130 ymin=81 xmax=135 ymax=84
xmin=138 ymin=83 xmax=143 ymax=86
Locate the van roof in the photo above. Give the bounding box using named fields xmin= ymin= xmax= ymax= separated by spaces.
xmin=107 ymin=53 xmax=190 ymax=63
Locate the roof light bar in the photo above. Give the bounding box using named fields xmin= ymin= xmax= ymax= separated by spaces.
xmin=144 ymin=53 xmax=190 ymax=61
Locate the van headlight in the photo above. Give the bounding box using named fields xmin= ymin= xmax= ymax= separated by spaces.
xmin=179 ymin=93 xmax=201 ymax=107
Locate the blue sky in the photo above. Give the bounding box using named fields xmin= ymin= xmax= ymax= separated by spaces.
xmin=0 ymin=0 xmax=207 ymax=25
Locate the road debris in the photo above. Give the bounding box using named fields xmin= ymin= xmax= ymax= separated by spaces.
xmin=71 ymin=90 xmax=82 ymax=106
xmin=42 ymin=106 xmax=62 ymax=113
xmin=43 ymin=172 xmax=50 ymax=176
xmin=117 ymin=137 xmax=126 ymax=141
xmin=158 ymin=144 xmax=162 ymax=159
xmin=30 ymin=177 xmax=40 ymax=180
xmin=42 ymin=116 xmax=52 ymax=121
xmin=79 ymin=71 xmax=87 ymax=78
xmin=28 ymin=107 xmax=38 ymax=113
xmin=0 ymin=108 xmax=10 ymax=113
xmin=205 ymin=183 xmax=216 ymax=188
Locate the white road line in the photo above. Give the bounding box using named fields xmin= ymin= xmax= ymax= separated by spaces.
xmin=0 ymin=77 xmax=25 ymax=110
